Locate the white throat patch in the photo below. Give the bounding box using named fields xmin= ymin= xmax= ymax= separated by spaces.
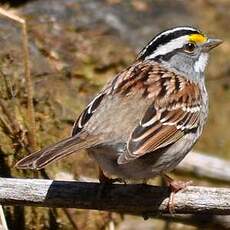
xmin=194 ymin=53 xmax=208 ymax=73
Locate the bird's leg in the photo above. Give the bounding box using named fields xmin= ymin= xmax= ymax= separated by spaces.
xmin=162 ymin=174 xmax=192 ymax=214
xmin=97 ymin=168 xmax=125 ymax=223
xmin=98 ymin=167 xmax=125 ymax=184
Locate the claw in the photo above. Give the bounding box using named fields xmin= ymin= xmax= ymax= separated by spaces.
xmin=163 ymin=174 xmax=192 ymax=214
xmin=98 ymin=167 xmax=125 ymax=184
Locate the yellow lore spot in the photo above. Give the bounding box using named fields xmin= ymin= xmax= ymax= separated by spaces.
xmin=188 ymin=34 xmax=207 ymax=44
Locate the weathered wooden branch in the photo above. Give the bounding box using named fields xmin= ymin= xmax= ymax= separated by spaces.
xmin=177 ymin=151 xmax=230 ymax=183
xmin=0 ymin=178 xmax=229 ymax=216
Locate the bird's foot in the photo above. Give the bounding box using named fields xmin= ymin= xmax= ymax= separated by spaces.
xmin=98 ymin=167 xmax=125 ymax=184
xmin=163 ymin=174 xmax=192 ymax=214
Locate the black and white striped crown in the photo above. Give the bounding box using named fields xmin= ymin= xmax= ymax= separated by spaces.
xmin=137 ymin=26 xmax=202 ymax=60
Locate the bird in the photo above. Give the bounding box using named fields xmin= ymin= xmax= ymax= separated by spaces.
xmin=16 ymin=26 xmax=222 ymax=212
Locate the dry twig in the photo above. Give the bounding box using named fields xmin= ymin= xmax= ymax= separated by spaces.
xmin=0 ymin=8 xmax=36 ymax=151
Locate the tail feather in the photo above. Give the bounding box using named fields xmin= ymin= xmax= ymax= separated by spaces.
xmin=16 ymin=135 xmax=99 ymax=170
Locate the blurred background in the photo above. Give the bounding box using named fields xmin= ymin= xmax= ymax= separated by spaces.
xmin=0 ymin=0 xmax=229 ymax=229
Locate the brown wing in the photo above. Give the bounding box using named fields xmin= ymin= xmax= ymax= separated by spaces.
xmin=116 ymin=62 xmax=202 ymax=164
xmin=71 ymin=60 xmax=202 ymax=165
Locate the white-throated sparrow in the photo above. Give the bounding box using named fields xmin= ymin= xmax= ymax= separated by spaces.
xmin=16 ymin=26 xmax=222 ymax=211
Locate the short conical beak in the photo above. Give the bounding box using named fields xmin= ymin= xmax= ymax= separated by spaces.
xmin=202 ymin=38 xmax=223 ymax=52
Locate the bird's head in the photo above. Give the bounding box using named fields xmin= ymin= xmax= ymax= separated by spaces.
xmin=138 ymin=26 xmax=222 ymax=81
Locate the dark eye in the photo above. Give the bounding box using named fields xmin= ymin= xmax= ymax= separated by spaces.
xmin=184 ymin=43 xmax=196 ymax=53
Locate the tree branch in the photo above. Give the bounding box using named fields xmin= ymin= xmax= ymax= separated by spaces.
xmin=0 ymin=178 xmax=229 ymax=216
